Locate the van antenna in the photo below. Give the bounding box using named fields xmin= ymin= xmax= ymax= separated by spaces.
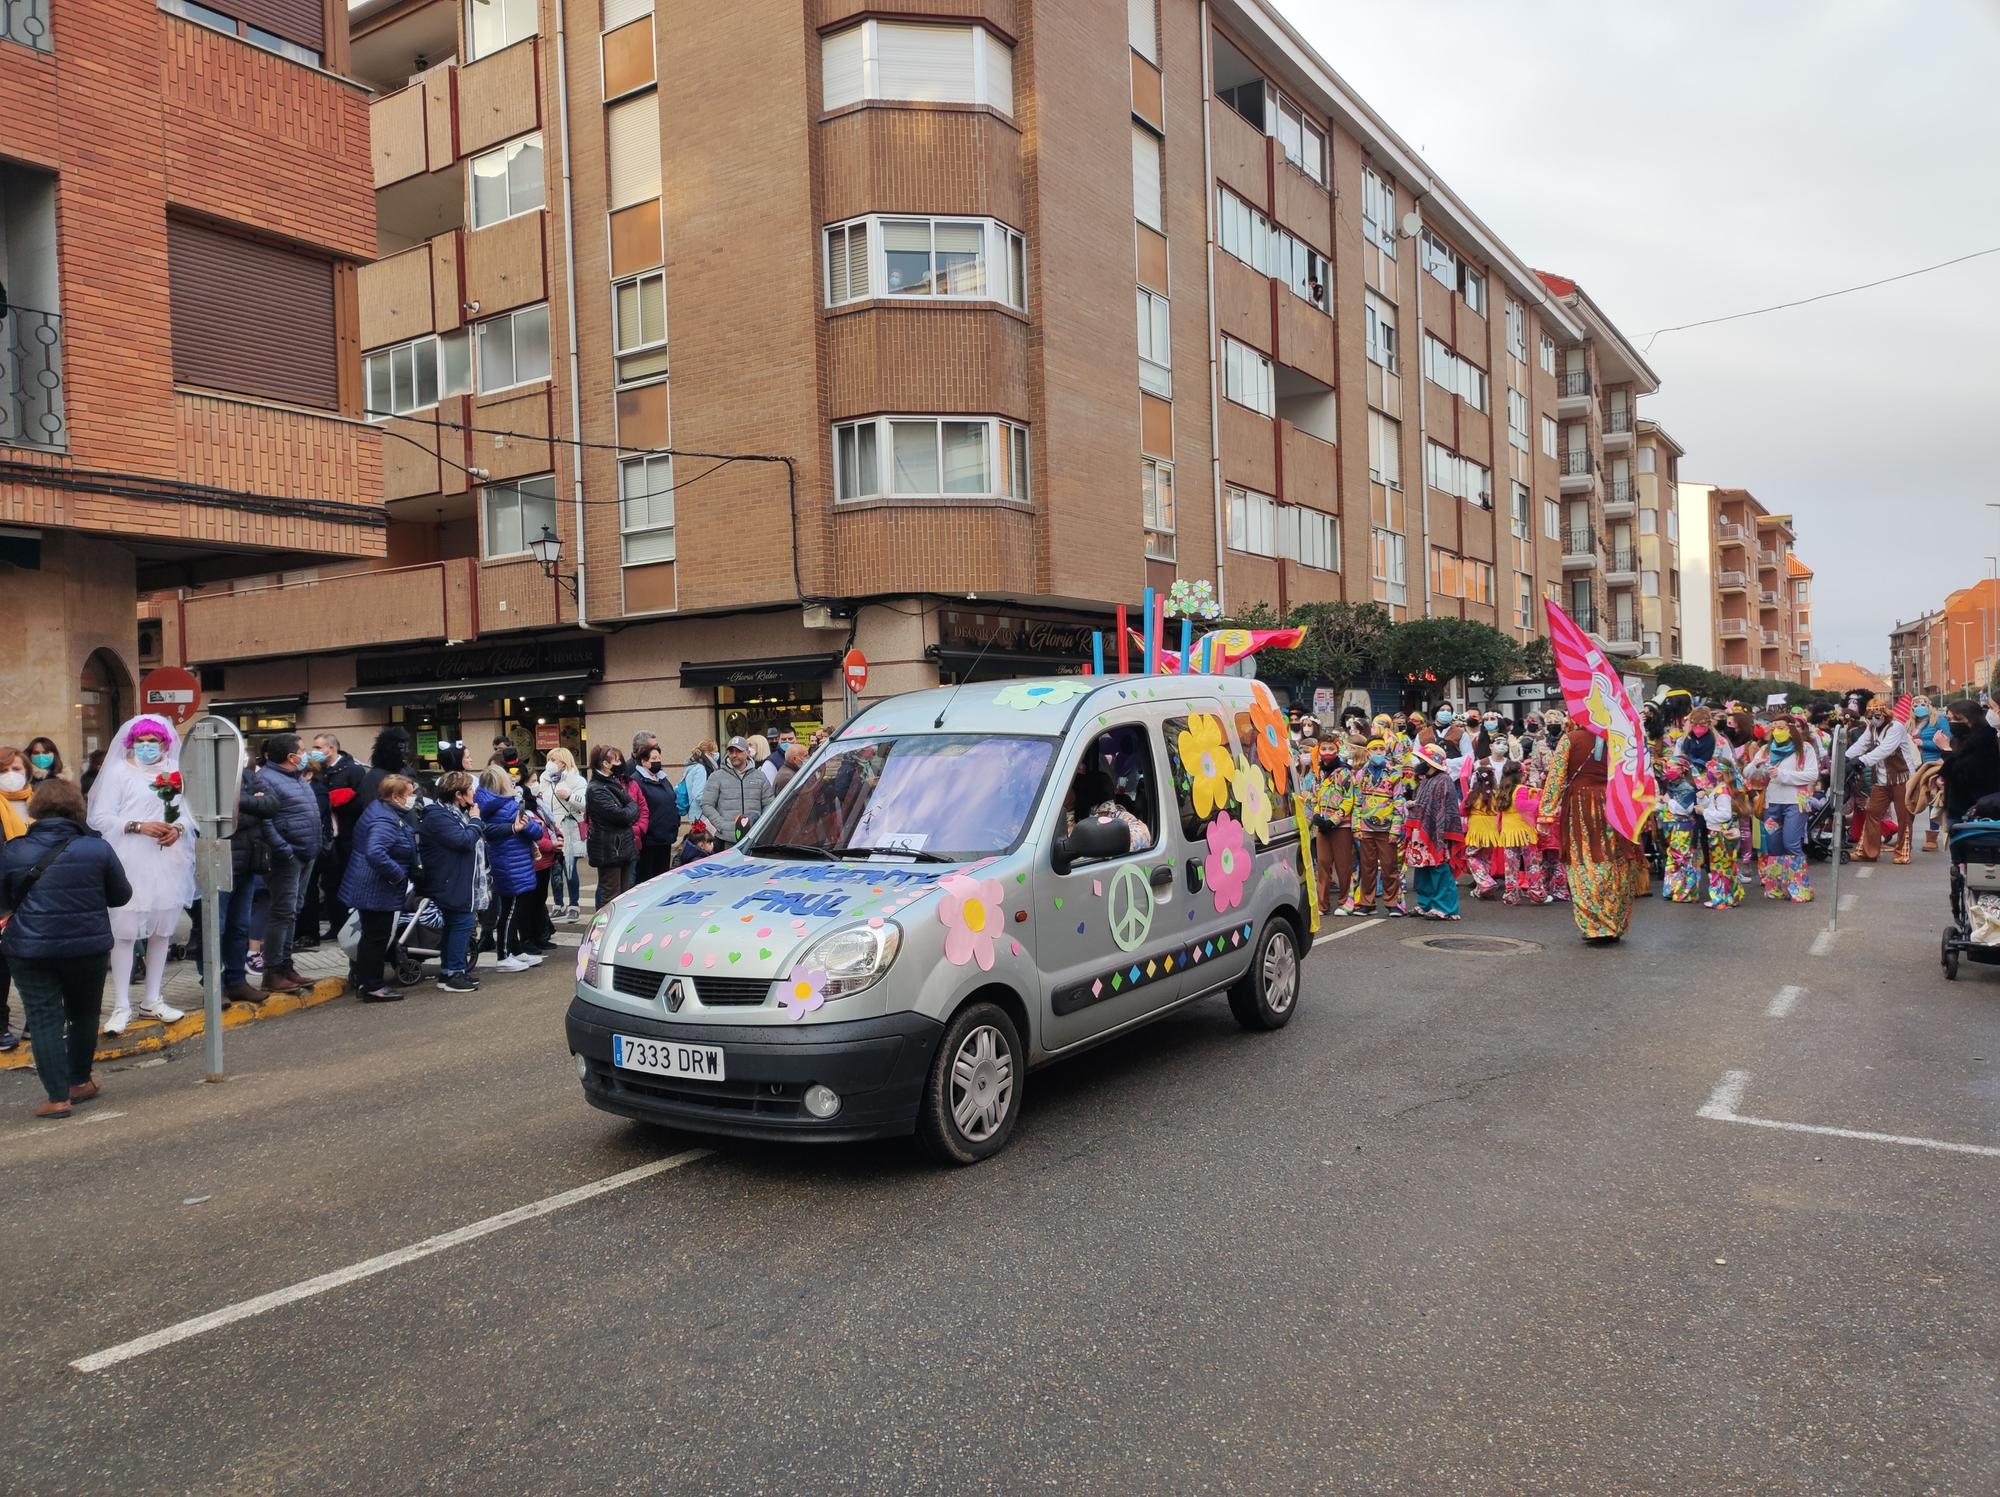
xmin=933 ymin=635 xmax=1000 ymax=728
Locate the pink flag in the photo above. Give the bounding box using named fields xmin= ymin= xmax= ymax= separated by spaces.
xmin=1543 ymin=598 xmax=1656 ymax=845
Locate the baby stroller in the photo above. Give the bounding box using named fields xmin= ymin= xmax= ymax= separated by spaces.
xmin=337 ymin=894 xmax=478 ymax=986
xmin=1941 ymin=816 xmax=2000 ymax=980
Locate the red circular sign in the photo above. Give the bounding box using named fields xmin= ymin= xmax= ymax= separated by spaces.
xmin=842 ymin=648 xmax=869 ymax=694
xmin=139 ymin=667 xmax=203 ymax=726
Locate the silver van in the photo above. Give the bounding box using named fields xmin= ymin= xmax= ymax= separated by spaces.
xmin=565 ymin=674 xmax=1313 ymax=1163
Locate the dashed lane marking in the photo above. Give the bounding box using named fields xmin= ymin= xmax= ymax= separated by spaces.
xmin=1765 ymin=984 xmax=1804 ymax=1019
xmin=26 ymin=1109 xmax=128 ymax=1138
xmin=1698 ymin=1070 xmax=2000 ymax=1160
xmin=1839 ymin=893 xmax=1859 ymax=912
xmin=1856 ymin=866 xmax=1874 ymax=880
xmin=1307 ymin=918 xmax=1384 ymax=956
xmin=1809 ymin=927 xmax=1838 ymax=957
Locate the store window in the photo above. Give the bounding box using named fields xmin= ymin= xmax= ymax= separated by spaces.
xmin=717 ymin=681 xmax=824 ymax=749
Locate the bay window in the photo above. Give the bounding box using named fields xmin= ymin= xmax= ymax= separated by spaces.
xmin=364 ymin=330 xmax=471 ymax=419
xmin=823 ymin=216 xmax=1026 ymax=309
xmin=821 ymin=20 xmax=1014 ymax=113
xmin=832 ymin=416 xmax=1029 ymax=502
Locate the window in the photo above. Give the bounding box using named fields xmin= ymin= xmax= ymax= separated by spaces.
xmin=1136 ymin=288 xmax=1172 ymax=396
xmin=821 ymin=20 xmax=1014 ymax=113
xmin=1540 ymin=414 xmax=1557 ymax=458
xmin=1517 ymin=572 xmax=1533 ymax=628
xmin=1505 ymin=300 xmax=1525 ymax=360
xmin=1362 ymin=168 xmax=1396 ymax=255
xmin=1667 ymin=507 xmax=1679 ymax=543
xmin=467 ymin=0 xmax=536 ymax=62
xmin=1794 ymin=579 xmax=1810 ymax=603
xmin=1425 ymin=441 xmax=1490 ymax=507
xmin=1637 ymin=446 xmax=1656 ymax=473
xmin=1461 ymin=266 xmax=1486 ymax=315
xmin=822 ymin=217 xmax=1025 ymax=309
xmin=620 ymin=454 xmax=675 ymax=563
xmin=1511 ymin=482 xmax=1529 ymax=539
xmin=482 ymin=474 xmax=557 ymax=559
xmin=1128 ymin=0 xmax=1156 ymax=61
xmin=474 ymin=304 xmax=552 ymax=391
xmin=613 ymin=272 xmax=667 ymax=384
xmin=1365 ymin=290 xmax=1397 ymax=371
xmin=1430 ymin=547 xmax=1494 ymax=604
xmin=1227 ymin=486 xmax=1277 ymax=556
xmin=364 ymin=331 xmax=471 ymax=418
xmin=1273 ymin=95 xmax=1325 ymax=184
xmin=1422 ymin=335 xmax=1487 ymax=410
xmin=1544 ymin=498 xmax=1561 ymax=541
xmin=606 ymin=93 xmax=661 ymax=210
xmin=1372 ymin=527 xmax=1407 ymax=604
xmin=831 ymin=416 xmax=1029 ymax=502
xmin=1221 ymin=336 xmax=1273 ymax=417
xmin=1280 ymin=505 xmax=1337 ymax=571
xmin=1132 ymin=125 xmax=1163 ymax=230
xmin=824 ymin=221 xmax=869 ymax=304
xmin=469 ymin=135 xmax=544 ymax=228
xmin=167 ymin=217 xmax=339 ymax=410
xmin=1142 ymin=458 xmax=1175 ymax=561
xmin=1508 ymin=388 xmax=1529 ymax=449
xmin=1368 ymin=409 xmax=1401 ymax=487
xmin=161 ymin=0 xmax=324 ymax=66
xmin=1642 ymin=571 xmax=1660 ymax=597
xmin=1217 ymin=187 xmax=1274 ymax=274
xmin=1275 ymin=231 xmax=1329 ymax=309
xmin=1538 ymin=333 xmax=1556 ymax=375
xmin=1638 ymin=508 xmax=1657 ymax=535
xmin=1421 ymin=230 xmax=1458 ymax=290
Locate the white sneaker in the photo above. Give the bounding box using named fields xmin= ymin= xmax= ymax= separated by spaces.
xmin=514 ymin=952 xmax=545 ymax=967
xmin=103 ymin=1006 xmax=132 ymax=1036
xmin=493 ymin=956 xmax=531 ymax=973
xmin=138 ymin=1001 xmax=186 ymax=1023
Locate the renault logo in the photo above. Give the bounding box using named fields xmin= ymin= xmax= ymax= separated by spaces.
xmin=663 ymin=979 xmax=686 ymax=1013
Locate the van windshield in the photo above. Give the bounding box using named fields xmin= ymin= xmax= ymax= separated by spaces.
xmin=747 ymin=734 xmax=1055 ymax=861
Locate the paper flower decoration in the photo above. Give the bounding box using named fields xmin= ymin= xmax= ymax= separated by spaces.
xmin=937 ymin=871 xmax=1006 ymax=970
xmin=1204 ymin=811 xmax=1250 ymax=913
xmin=777 ymin=964 xmax=827 ymax=1021
xmin=994 ymin=679 xmax=1090 ymax=711
xmin=1176 ymin=713 xmax=1235 ymax=819
xmin=1165 ymin=577 xmax=1222 ymax=621
xmin=1247 ymin=693 xmax=1291 ymax=793
xmin=1234 ymin=756 xmax=1273 ymax=844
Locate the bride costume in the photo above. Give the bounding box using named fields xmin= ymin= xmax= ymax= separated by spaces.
xmin=86 ymin=716 xmax=198 ymax=1032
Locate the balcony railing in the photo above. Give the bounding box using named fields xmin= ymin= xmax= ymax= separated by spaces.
xmin=1 ymin=305 xmax=67 ymax=451
xmin=1716 ymin=569 xmax=1748 ymax=589
xmin=1556 ymin=369 xmax=1590 ymax=399
xmin=1722 ymin=664 xmax=1750 ymax=679
xmin=1716 ymin=521 xmax=1749 ymax=545
xmin=2 ymin=0 xmax=51 ymax=51
xmin=1761 ymin=629 xmax=1783 ymax=647
xmin=1604 ymin=619 xmax=1639 ymax=644
xmin=1606 ymin=478 xmax=1636 ymax=505
xmin=1758 ymin=548 xmax=1781 ymax=569
xmin=1570 ymin=604 xmax=1597 ymax=631
xmin=1563 ymin=526 xmax=1596 ymax=556
xmin=1718 ymin=617 xmax=1751 ymax=637
xmin=1561 ymin=449 xmax=1593 ymax=477
xmin=1604 ymin=407 xmax=1634 ymax=435
xmin=1605 ymin=547 xmax=1637 ymax=573
xmin=1759 ymin=590 xmax=1782 ymax=607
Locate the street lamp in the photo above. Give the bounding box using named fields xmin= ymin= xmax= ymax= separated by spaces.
xmin=529 ymin=525 xmax=580 ymax=601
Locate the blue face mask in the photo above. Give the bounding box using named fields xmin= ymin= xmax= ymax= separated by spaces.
xmin=1369 ymin=753 xmax=1387 ymax=768
xmin=307 ymin=749 xmax=328 ymax=765
xmin=1437 ymin=710 xmax=1455 ymax=726
xmin=29 ymin=753 xmax=54 ymax=771
xmin=133 ymin=741 xmax=164 ymax=766
xmin=1915 ymin=705 xmax=1931 ymax=719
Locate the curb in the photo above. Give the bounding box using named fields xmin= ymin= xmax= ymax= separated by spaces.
xmin=0 ymin=975 xmax=349 ymax=1071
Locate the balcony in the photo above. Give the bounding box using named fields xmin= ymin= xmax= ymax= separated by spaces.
xmin=1722 ymin=663 xmax=1750 ymax=680
xmin=1569 ymin=604 xmax=1597 ymax=632
xmin=1718 ymin=617 xmax=1751 ymax=639
xmin=371 ymin=60 xmax=458 ymax=192
xmin=1759 ymin=589 xmax=1782 ymax=608
xmin=1716 ymin=521 xmax=1749 ymax=547
xmin=1 ymin=305 xmax=65 ymax=451
xmin=1604 ymin=547 xmax=1637 ymax=579
xmin=1556 ymin=368 xmax=1591 ymax=410
xmin=1757 ymin=548 xmax=1781 ymax=570
xmin=1562 ymin=527 xmax=1597 ymax=568
xmin=1603 ymin=621 xmax=1641 ymax=655
xmin=1761 ymin=629 xmax=1783 ymax=647
xmin=1559 ymin=448 xmax=1594 ymax=492
xmin=1603 ymin=477 xmax=1636 ymax=513
xmin=2 ymin=0 xmax=50 ymax=50
xmin=180 ymin=559 xmax=478 ymax=663
xmin=1601 ymin=407 xmax=1634 ymax=447
xmin=1716 ymin=569 xmax=1748 ymax=591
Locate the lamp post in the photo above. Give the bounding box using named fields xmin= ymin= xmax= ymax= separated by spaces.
xmin=530 ymin=525 xmax=580 ymax=601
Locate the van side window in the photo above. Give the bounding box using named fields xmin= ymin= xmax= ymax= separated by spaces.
xmin=1062 ymin=725 xmax=1160 ymax=863
xmin=1163 ymin=705 xmax=1232 ymax=841
xmin=1229 ymin=708 xmax=1296 ymax=823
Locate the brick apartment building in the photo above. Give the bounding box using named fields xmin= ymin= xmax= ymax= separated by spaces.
xmin=142 ymin=0 xmax=1666 ymax=767
xmin=1675 ymin=483 xmax=1811 ymax=683
xmin=1889 ymin=608 xmax=1947 ymax=699
xmin=1890 ymin=583 xmax=1998 ymax=702
xmin=0 ymin=0 xmax=381 ymax=756
xmin=1632 ymin=418 xmax=1683 ymax=660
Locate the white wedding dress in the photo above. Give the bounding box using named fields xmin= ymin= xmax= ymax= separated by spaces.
xmin=86 ymin=718 xmax=199 ymax=1030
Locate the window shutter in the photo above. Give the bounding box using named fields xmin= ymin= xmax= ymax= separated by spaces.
xmin=821 ymin=25 xmax=864 ymax=109
xmin=601 ymin=0 xmax=652 ymax=29
xmin=981 ymin=28 xmax=1013 ymax=111
xmin=1132 ymin=125 xmax=1162 ymax=230
xmin=228 ymin=0 xmax=324 ymax=50
xmin=1128 ymin=0 xmax=1156 ymax=60
xmin=606 ymin=93 xmax=661 ymax=210
xmin=877 ymin=22 xmax=975 ymax=102
xmin=167 ymin=218 xmax=337 ymax=410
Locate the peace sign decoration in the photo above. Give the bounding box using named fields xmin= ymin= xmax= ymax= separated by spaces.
xmin=1108 ymin=862 xmax=1156 ymax=953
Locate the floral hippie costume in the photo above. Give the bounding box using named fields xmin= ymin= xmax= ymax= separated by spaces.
xmin=1755 ymin=719 xmax=1818 ymax=902
xmin=1403 ymin=743 xmax=1463 ymax=920
xmin=1658 ymin=757 xmax=1703 ymax=904
xmin=1341 ymin=741 xmax=1411 ymax=915
xmin=1538 ymin=726 xmax=1647 ymax=943
xmin=1696 ymin=757 xmax=1743 ymax=908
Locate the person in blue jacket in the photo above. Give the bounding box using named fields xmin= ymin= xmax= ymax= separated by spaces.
xmin=0 ymin=779 xmax=133 ymax=1118
xmin=419 ymin=770 xmax=484 ymax=993
xmin=339 ymin=775 xmax=421 ymax=1003
xmin=475 ymin=766 xmax=544 ymax=973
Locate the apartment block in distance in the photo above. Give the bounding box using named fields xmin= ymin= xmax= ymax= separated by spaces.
xmin=146 ymin=0 xmax=1663 ymax=766
xmin=0 ymin=0 xmax=380 ymax=752
xmin=1889 ymin=608 xmax=1947 ymax=699
xmin=1633 ymin=418 xmax=1684 ymax=661
xmin=1677 ymin=483 xmax=1810 ymax=683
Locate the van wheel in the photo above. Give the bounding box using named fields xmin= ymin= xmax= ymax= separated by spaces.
xmin=916 ymin=1001 xmax=1023 ymax=1165
xmin=1229 ymin=917 xmax=1300 ymax=1031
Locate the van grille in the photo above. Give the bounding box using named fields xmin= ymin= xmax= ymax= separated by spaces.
xmin=693 ymin=976 xmax=771 ymax=1007
xmin=610 ymin=966 xmax=663 ymax=1001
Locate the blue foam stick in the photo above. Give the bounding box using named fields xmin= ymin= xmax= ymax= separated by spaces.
xmin=1141 ymin=587 xmax=1156 ymax=675
xmin=1092 ymin=631 xmax=1105 ymax=677
xmin=1179 ymin=618 xmax=1192 ymax=674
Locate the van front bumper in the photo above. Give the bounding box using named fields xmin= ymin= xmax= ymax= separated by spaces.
xmin=565 ymin=995 xmax=943 ymax=1143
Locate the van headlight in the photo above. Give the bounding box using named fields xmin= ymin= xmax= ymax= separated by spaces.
xmin=578 ymin=911 xmax=610 ymax=988
xmin=796 ymin=921 xmax=902 ymax=1000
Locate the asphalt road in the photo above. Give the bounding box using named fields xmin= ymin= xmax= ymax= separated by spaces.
xmin=5 ymin=854 xmax=1994 ymax=1496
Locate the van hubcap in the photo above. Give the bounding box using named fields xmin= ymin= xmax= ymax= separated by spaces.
xmin=1263 ymin=932 xmax=1298 ymax=1013
xmin=950 ymin=1024 xmax=1014 ymax=1142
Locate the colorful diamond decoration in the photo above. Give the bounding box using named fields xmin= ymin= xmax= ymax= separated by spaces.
xmin=1091 ymin=978 xmax=1103 ymax=997
xmin=1128 ymin=965 xmax=1142 ymax=983
xmin=1145 ymin=960 xmax=1157 ymax=978
xmin=1163 ymin=956 xmax=1175 ymax=972
xmin=1111 ymin=972 xmax=1124 ymax=991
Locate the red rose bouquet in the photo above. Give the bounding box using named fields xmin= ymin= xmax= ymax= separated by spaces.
xmin=152 ymin=770 xmax=183 ymax=825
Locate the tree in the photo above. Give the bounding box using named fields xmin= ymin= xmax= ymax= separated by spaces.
xmin=1383 ymin=618 xmax=1521 ymax=691
xmin=1286 ymin=601 xmax=1394 ymax=693
xmin=1517 ymin=636 xmax=1556 ymax=683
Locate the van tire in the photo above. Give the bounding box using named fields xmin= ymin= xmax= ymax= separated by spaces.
xmin=1228 ymin=917 xmax=1300 ymax=1031
xmin=915 ymin=1001 xmax=1024 ymax=1165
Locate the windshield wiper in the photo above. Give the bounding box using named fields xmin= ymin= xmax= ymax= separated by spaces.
xmin=753 ymin=842 xmax=836 ymax=861
xmin=837 ymin=846 xmax=955 ymax=863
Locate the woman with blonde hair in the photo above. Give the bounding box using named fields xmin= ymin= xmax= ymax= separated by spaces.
xmin=536 ymin=746 xmax=588 ymax=920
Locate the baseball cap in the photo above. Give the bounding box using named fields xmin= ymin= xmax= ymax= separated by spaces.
xmin=726 ymin=735 xmax=750 ymax=751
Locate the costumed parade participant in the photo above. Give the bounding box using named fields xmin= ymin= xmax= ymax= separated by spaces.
xmin=1913 ymin=696 xmax=1945 ymax=851
xmin=1540 ymin=721 xmax=1648 ymax=944
xmin=1403 ymin=744 xmax=1463 ymax=920
xmin=1696 ymin=756 xmax=1743 ymax=909
xmin=1493 ymin=758 xmax=1541 ymax=904
xmin=1756 ymin=713 xmax=1818 ymax=901
xmin=86 ymin=717 xmax=197 ymax=1033
xmin=1311 ymin=730 xmax=1360 ymax=915
xmin=1658 ymin=753 xmax=1703 ymax=904
xmin=1341 ymin=734 xmax=1410 ymax=917
xmin=1853 ymin=696 xmax=1919 ymax=865
xmin=1462 ymin=759 xmax=1507 ymax=900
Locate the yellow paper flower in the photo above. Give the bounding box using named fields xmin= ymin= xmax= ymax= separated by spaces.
xmin=1177 ymin=713 xmax=1235 ymax=820
xmin=1234 ymin=755 xmax=1273 ymax=844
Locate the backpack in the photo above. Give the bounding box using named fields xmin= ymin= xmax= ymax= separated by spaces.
xmin=674 ymin=776 xmax=691 ymax=817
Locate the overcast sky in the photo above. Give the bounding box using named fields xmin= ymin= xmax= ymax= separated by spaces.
xmin=1285 ymin=0 xmax=2000 ymax=671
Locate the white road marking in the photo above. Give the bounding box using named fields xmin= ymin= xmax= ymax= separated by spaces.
xmin=1765 ymin=984 xmax=1804 ymax=1019
xmin=1856 ymin=866 xmax=1874 ymax=880
xmin=1809 ymin=927 xmax=1838 ymax=957
xmin=1697 ymin=1070 xmax=2000 ymax=1160
xmin=71 ymin=1148 xmax=713 ymax=1373
xmin=1839 ymin=893 xmax=1859 ymax=912
xmin=26 ymin=1109 xmax=128 ymax=1138
xmin=1310 ymin=917 xmax=1384 ymax=951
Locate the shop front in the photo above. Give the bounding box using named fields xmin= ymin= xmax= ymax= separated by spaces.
xmin=928 ymin=607 xmax=1103 ymax=683
xmin=347 ymin=637 xmax=604 ymax=772
xmin=206 ymin=693 xmax=306 ymax=758
xmin=679 ymin=653 xmax=842 ymax=747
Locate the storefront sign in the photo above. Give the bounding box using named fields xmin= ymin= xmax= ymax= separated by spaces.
xmin=680 ymin=653 xmax=842 ymax=688
xmin=417 ymin=730 xmax=441 ymax=760
xmin=936 ymin=609 xmax=1101 ymax=661
xmin=535 ymin=723 xmax=561 ymax=751
xmin=354 ymin=637 xmax=604 ymax=690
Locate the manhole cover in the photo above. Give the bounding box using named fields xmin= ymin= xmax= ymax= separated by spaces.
xmin=1401 ymin=934 xmax=1543 ymax=955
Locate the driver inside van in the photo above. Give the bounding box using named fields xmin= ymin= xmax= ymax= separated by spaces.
xmin=1069 ymin=767 xmax=1152 ymax=854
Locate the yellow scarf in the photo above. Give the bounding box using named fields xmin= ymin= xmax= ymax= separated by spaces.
xmin=0 ymin=785 xmax=29 ymax=843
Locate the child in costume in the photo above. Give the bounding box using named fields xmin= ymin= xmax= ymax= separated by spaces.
xmin=1658 ymin=757 xmax=1703 ymax=903
xmin=1495 ymin=759 xmax=1542 ymax=904
xmin=1462 ymin=760 xmax=1507 ymax=900
xmin=1404 ymin=743 xmax=1463 ymax=920
xmin=1697 ymin=757 xmax=1743 ymax=909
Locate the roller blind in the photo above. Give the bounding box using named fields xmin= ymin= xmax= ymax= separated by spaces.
xmin=821 ymin=25 xmax=864 ymax=109
xmin=601 ymin=0 xmax=651 ymax=29
xmin=1132 ymin=125 xmax=1162 ymax=231
xmin=982 ymin=28 xmax=1014 ymax=112
xmin=1128 ymin=0 xmax=1156 ymax=61
xmin=877 ymin=22 xmax=974 ymax=102
xmin=606 ymin=93 xmax=661 ymax=210
xmin=168 ymin=218 xmax=337 ymax=410
xmin=229 ymin=0 xmax=324 ymax=50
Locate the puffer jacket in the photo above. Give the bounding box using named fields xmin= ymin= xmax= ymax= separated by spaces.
xmin=0 ymin=817 xmax=133 ymax=960
xmin=338 ymin=800 xmax=419 ymax=912
xmin=700 ymin=764 xmax=771 ymax=843
xmin=417 ymin=800 xmax=481 ymax=911
xmin=256 ymin=762 xmax=322 ymax=863
xmin=634 ymin=767 xmax=681 ymax=849
xmin=231 ymin=766 xmax=281 ymax=882
xmin=475 ymin=785 xmax=543 ymax=896
xmin=584 ymin=771 xmax=641 ymax=867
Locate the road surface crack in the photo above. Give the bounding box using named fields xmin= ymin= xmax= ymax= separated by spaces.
xmin=1386 ymin=1067 xmax=1525 ymax=1119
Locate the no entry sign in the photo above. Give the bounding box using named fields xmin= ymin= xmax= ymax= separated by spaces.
xmin=842 ymin=648 xmax=869 ymax=694
xmin=140 ymin=667 xmax=203 ymax=726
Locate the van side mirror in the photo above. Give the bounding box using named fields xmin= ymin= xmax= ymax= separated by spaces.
xmin=1053 ymin=813 xmax=1131 ymax=875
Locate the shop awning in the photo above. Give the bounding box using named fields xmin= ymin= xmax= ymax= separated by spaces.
xmin=206 ymin=694 xmax=307 ymax=716
xmin=679 ymin=653 xmax=842 ymax=689
xmin=343 ymin=671 xmax=595 ymax=710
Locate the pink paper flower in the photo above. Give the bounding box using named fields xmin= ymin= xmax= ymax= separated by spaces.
xmin=1204 ymin=811 xmax=1250 ymax=913
xmin=777 ymin=965 xmax=827 ymax=1022
xmin=937 ymin=871 xmax=1006 ymax=970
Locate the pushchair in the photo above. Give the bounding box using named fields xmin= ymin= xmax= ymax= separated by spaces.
xmin=337 ymin=893 xmax=478 ymax=986
xmin=1940 ymin=817 xmax=2000 ymax=980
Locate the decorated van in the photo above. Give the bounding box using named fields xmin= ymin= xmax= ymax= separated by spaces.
xmin=565 ymin=673 xmax=1314 ymax=1163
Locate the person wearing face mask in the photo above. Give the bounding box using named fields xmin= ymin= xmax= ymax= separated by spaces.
xmin=1403 ymin=744 xmax=1464 ymax=921
xmin=0 ymin=745 xmax=32 ymax=1050
xmin=85 ymin=717 xmax=198 ymax=1032
xmin=1852 ymin=698 xmax=1918 ymax=865
xmin=418 ymin=771 xmax=484 ymax=992
xmin=24 ymin=737 xmax=64 ymax=784
xmin=340 ymin=775 xmax=422 ymax=1001
xmin=1755 ymin=715 xmax=1819 ymax=901
xmin=1909 ymin=697 xmax=1945 ymax=851
xmin=1937 ymin=699 xmax=2000 ymax=829
xmin=1310 ymin=731 xmax=1362 ymax=912
xmin=251 ymin=733 xmax=323 ymax=996
xmin=1340 ymin=736 xmax=1411 ymax=916
xmin=586 ymin=744 xmax=643 ymax=907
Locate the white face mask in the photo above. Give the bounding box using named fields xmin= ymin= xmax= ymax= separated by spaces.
xmin=0 ymin=770 xmax=25 ymax=793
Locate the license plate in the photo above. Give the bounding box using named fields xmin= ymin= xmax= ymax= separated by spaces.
xmin=611 ymin=1034 xmax=726 ymax=1082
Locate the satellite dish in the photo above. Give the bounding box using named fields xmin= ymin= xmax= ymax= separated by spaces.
xmin=1400 ymin=211 xmax=1422 ymax=240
